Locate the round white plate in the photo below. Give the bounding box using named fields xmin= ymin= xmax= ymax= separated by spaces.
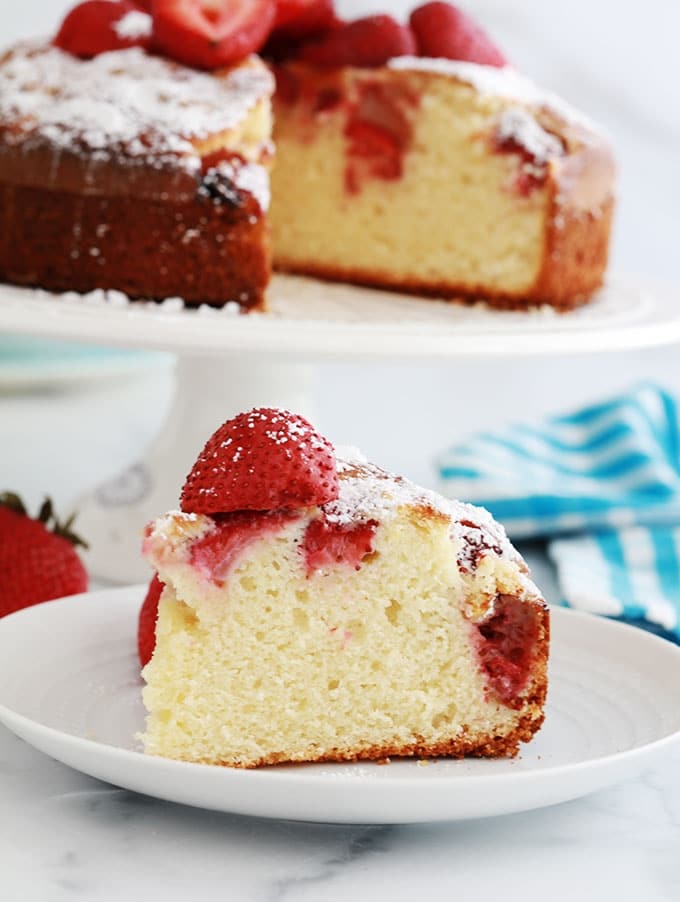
xmin=0 ymin=274 xmax=678 ymax=360
xmin=1 ymin=587 xmax=679 ymax=824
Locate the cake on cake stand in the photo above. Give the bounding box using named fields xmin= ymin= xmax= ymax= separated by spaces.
xmin=1 ymin=273 xmax=678 ymax=583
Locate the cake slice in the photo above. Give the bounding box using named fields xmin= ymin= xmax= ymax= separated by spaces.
xmin=270 ymin=7 xmax=615 ymax=310
xmin=140 ymin=408 xmax=549 ymax=768
xmin=0 ymin=40 xmax=274 ymax=309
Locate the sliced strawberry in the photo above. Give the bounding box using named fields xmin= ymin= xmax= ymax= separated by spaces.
xmin=180 ymin=408 xmax=339 ymax=515
xmin=409 ymin=2 xmax=508 ymax=68
xmin=298 ymin=15 xmax=416 ymax=68
xmin=54 ymin=1 xmax=152 ymax=58
xmin=152 ymin=0 xmax=277 ymax=70
xmin=138 ymin=574 xmax=164 ymax=667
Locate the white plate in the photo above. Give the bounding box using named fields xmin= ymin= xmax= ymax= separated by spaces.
xmin=0 ymin=274 xmax=679 ymax=360
xmin=1 ymin=587 xmax=679 ymax=824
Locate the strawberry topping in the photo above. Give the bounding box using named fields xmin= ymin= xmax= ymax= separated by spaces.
xmin=54 ymin=0 xmax=152 ymax=58
xmin=274 ymin=0 xmax=338 ymax=34
xmin=298 ymin=15 xmax=416 ymax=68
xmin=138 ymin=574 xmax=164 ymax=667
xmin=409 ymin=2 xmax=508 ymax=68
xmin=152 ymin=0 xmax=277 ymax=70
xmin=0 ymin=493 xmax=88 ymax=618
xmin=180 ymin=407 xmax=340 ymax=515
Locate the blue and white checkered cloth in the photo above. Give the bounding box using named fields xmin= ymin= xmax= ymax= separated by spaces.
xmin=437 ymin=385 xmax=680 ymax=640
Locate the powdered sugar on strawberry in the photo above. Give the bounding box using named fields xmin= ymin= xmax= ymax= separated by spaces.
xmin=180 ymin=407 xmax=340 ymax=515
xmin=114 ymin=10 xmax=152 ymax=40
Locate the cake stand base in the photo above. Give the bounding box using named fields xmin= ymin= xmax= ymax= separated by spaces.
xmin=78 ymin=355 xmax=315 ymax=584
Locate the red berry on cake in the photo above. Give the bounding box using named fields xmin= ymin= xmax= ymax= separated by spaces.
xmin=54 ymin=1 xmax=153 ymax=58
xmin=0 ymin=493 xmax=89 ymax=617
xmin=151 ymin=0 xmax=277 ymax=70
xmin=298 ymin=15 xmax=417 ymax=68
xmin=409 ymin=2 xmax=508 ymax=68
xmin=180 ymin=407 xmax=340 ymax=515
xmin=138 ymin=574 xmax=164 ymax=667
xmin=274 ymin=0 xmax=337 ymax=34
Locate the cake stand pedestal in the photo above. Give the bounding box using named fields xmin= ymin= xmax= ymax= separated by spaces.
xmin=1 ymin=273 xmax=678 ymax=583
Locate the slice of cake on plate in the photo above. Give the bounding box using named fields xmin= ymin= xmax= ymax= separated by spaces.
xmin=140 ymin=408 xmax=549 ymax=768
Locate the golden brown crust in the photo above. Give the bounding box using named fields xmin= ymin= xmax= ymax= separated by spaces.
xmin=0 ymin=181 xmax=271 ymax=309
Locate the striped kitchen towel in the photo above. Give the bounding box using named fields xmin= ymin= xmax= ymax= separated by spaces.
xmin=437 ymin=385 xmax=680 ymax=640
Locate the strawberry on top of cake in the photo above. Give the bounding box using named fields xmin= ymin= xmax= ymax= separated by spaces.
xmin=0 ymin=0 xmax=613 ymax=311
xmin=140 ymin=407 xmax=549 ymax=768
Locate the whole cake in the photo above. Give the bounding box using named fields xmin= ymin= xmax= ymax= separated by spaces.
xmin=0 ymin=0 xmax=614 ymax=312
xmin=140 ymin=408 xmax=549 ymax=768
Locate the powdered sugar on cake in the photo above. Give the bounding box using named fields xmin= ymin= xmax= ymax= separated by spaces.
xmin=211 ymin=160 xmax=271 ymax=212
xmin=327 ymin=449 xmax=519 ymax=568
xmin=496 ymin=108 xmax=563 ymax=164
xmin=0 ymin=43 xmax=274 ymax=169
xmin=388 ymin=56 xmax=596 ymax=131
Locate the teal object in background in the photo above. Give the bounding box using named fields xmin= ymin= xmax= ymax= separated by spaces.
xmin=0 ymin=335 xmax=172 ymax=389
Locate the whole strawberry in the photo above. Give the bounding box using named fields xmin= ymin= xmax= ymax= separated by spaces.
xmin=410 ymin=2 xmax=508 ymax=68
xmin=180 ymin=407 xmax=340 ymax=515
xmin=0 ymin=493 xmax=89 ymax=618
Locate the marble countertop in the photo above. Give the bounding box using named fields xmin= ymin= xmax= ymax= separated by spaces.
xmin=3 ymin=0 xmax=680 ymax=897
xmin=2 ymin=723 xmax=679 ymax=902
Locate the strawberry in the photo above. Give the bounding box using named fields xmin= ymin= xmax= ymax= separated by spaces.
xmin=54 ymin=1 xmax=152 ymax=58
xmin=180 ymin=408 xmax=339 ymax=515
xmin=0 ymin=493 xmax=88 ymax=618
xmin=138 ymin=574 xmax=164 ymax=667
xmin=274 ymin=0 xmax=337 ymax=34
xmin=409 ymin=3 xmax=507 ymax=68
xmin=152 ymin=0 xmax=277 ymax=70
xmin=298 ymin=15 xmax=416 ymax=68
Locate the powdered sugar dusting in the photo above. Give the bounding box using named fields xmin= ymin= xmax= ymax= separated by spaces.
xmin=205 ymin=160 xmax=271 ymax=212
xmin=0 ymin=43 xmax=274 ymax=169
xmin=388 ymin=56 xmax=596 ymax=130
xmin=496 ymin=107 xmax=563 ymax=164
xmin=33 ymin=287 xmax=243 ymax=314
xmin=113 ymin=10 xmax=152 ymax=40
xmin=326 ymin=449 xmax=519 ymax=570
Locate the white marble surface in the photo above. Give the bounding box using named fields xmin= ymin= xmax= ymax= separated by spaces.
xmin=2 ymin=0 xmax=680 ymax=897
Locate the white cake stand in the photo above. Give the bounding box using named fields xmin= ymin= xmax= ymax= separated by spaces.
xmin=1 ymin=273 xmax=678 ymax=582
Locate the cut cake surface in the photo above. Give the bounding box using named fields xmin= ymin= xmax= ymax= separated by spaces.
xmin=271 ymin=57 xmax=614 ymax=310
